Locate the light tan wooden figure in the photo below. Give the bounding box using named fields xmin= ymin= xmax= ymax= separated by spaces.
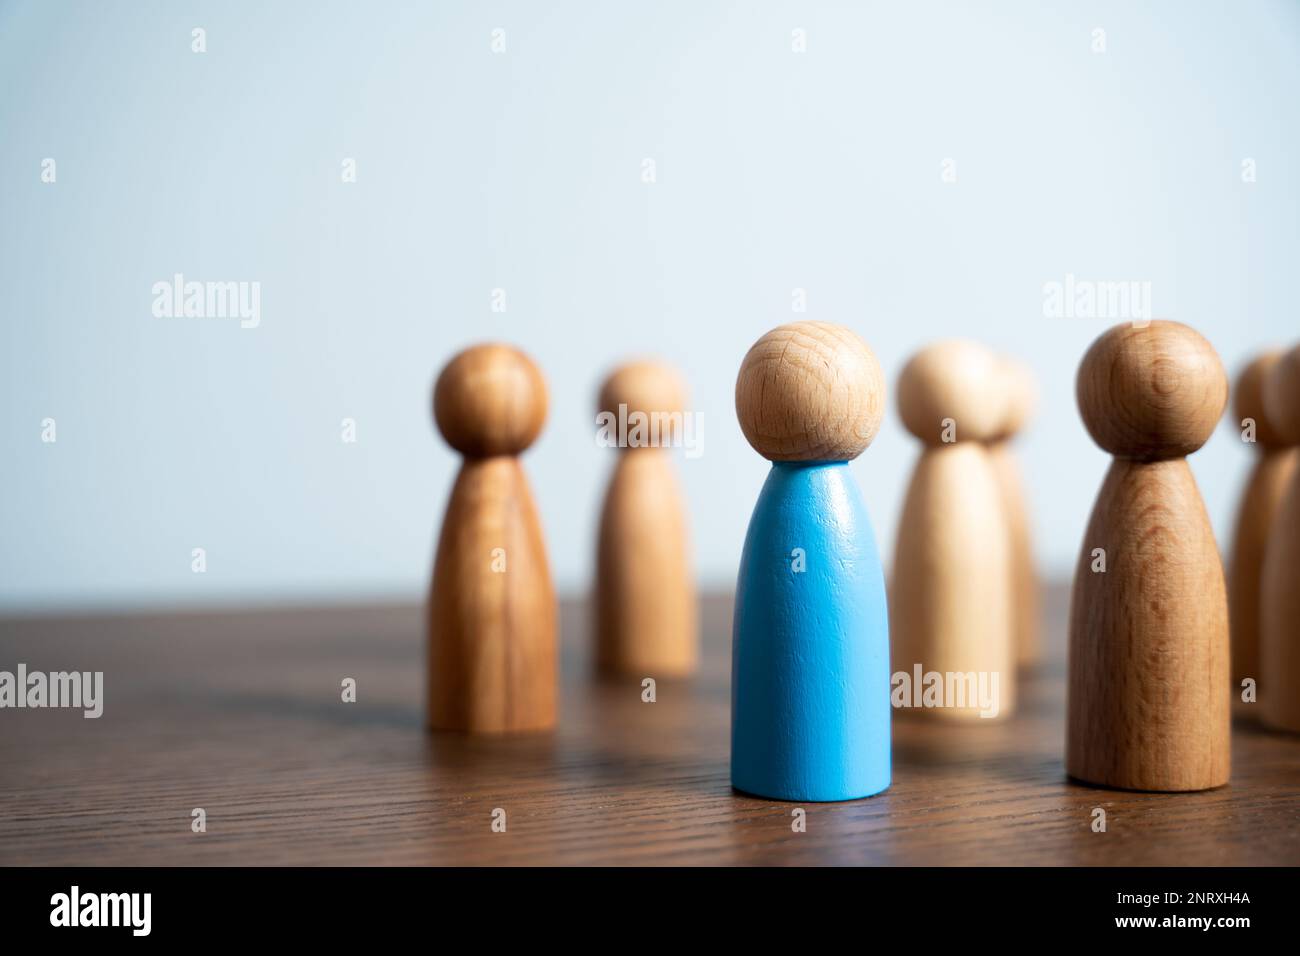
xmin=1259 ymin=344 xmax=1300 ymax=733
xmin=891 ymin=340 xmax=1015 ymax=720
xmin=594 ymin=360 xmax=697 ymax=677
xmin=427 ymin=343 xmax=557 ymax=734
xmin=1067 ymin=321 xmax=1229 ymax=791
xmin=988 ymin=357 xmax=1040 ymax=669
xmin=1228 ymin=352 xmax=1298 ymax=720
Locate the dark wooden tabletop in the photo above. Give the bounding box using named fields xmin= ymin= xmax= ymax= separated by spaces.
xmin=1 ymin=585 xmax=1297 ymax=866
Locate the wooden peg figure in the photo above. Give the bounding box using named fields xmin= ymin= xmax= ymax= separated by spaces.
xmin=988 ymin=357 xmax=1040 ymax=669
xmin=1228 ymin=352 xmax=1298 ymax=719
xmin=1259 ymin=344 xmax=1300 ymax=732
xmin=1067 ymin=321 xmax=1229 ymax=790
xmin=891 ymin=340 xmax=1014 ymax=720
xmin=427 ymin=344 xmax=557 ymax=734
xmin=732 ymin=321 xmax=891 ymax=802
xmin=594 ymin=360 xmax=697 ymax=677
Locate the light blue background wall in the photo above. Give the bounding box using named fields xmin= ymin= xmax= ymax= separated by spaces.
xmin=2 ymin=0 xmax=1297 ymax=611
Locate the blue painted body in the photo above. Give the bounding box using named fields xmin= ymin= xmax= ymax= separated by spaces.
xmin=731 ymin=462 xmax=891 ymax=802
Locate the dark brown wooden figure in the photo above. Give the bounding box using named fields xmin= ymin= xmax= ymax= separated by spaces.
xmin=1067 ymin=321 xmax=1230 ymax=791
xmin=1260 ymin=344 xmax=1300 ymax=733
xmin=427 ymin=344 xmax=556 ymax=734
xmin=1227 ymin=352 xmax=1298 ymax=719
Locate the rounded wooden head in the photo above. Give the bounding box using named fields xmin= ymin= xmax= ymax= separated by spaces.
xmin=1262 ymin=343 xmax=1300 ymax=446
xmin=1076 ymin=321 xmax=1227 ymax=460
xmin=598 ymin=360 xmax=687 ymax=418
xmin=1235 ymin=350 xmax=1293 ymax=448
xmin=735 ymin=321 xmax=884 ymax=462
xmin=897 ymin=340 xmax=1007 ymax=445
xmin=599 ymin=360 xmax=688 ymax=451
xmin=433 ymin=343 xmax=548 ymax=457
xmin=991 ymin=355 xmax=1037 ymax=442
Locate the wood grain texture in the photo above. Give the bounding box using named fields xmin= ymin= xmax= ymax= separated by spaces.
xmin=891 ymin=443 xmax=1015 ymax=719
xmin=1068 ymin=322 xmax=1230 ymax=791
xmin=2 ymin=586 xmax=1297 ymax=866
xmin=428 ymin=343 xmax=555 ymax=733
xmin=1067 ymin=458 xmax=1230 ymax=791
xmin=735 ymin=321 xmax=884 ymax=462
xmin=1076 ymin=321 xmax=1227 ymax=462
xmin=428 ymin=457 xmax=556 ymax=733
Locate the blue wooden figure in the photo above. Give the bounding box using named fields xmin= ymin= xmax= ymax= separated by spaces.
xmin=731 ymin=321 xmax=891 ymax=802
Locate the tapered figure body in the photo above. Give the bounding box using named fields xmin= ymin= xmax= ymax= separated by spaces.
xmin=891 ymin=341 xmax=1014 ymax=720
xmin=989 ymin=358 xmax=1040 ymax=669
xmin=427 ymin=344 xmax=557 ymax=734
xmin=1260 ymin=344 xmax=1300 ymax=733
xmin=731 ymin=321 xmax=891 ymax=802
xmin=1228 ymin=352 xmax=1298 ymax=719
xmin=1067 ymin=321 xmax=1229 ymax=791
xmin=595 ymin=361 xmax=697 ymax=677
